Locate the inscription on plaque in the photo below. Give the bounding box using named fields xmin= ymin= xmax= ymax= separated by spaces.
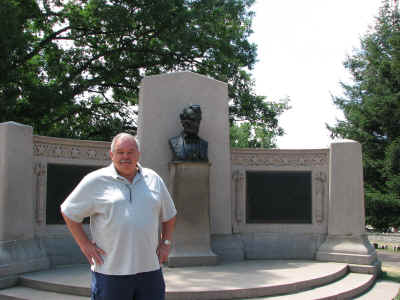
xmin=46 ymin=164 xmax=101 ymax=224
xmin=246 ymin=171 xmax=312 ymax=224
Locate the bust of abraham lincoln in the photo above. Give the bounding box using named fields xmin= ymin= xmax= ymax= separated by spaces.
xmin=169 ymin=104 xmax=208 ymax=162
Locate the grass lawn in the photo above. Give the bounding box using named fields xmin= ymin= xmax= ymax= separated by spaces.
xmin=378 ymin=248 xmax=400 ymax=299
xmin=379 ymin=267 xmax=400 ymax=299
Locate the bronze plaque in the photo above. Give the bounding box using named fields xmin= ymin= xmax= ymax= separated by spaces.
xmin=46 ymin=164 xmax=101 ymax=224
xmin=246 ymin=171 xmax=312 ymax=224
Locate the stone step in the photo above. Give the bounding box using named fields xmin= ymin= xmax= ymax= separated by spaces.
xmin=0 ymin=274 xmax=379 ymax=300
xmin=354 ymin=279 xmax=400 ymax=299
xmin=12 ymin=261 xmax=349 ymax=299
xmin=0 ymin=286 xmax=88 ymax=300
xmin=0 ymin=260 xmax=378 ymax=300
xmin=241 ymin=273 xmax=375 ymax=299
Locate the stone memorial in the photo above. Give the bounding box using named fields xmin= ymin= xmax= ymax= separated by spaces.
xmin=0 ymin=72 xmax=381 ymax=291
xmin=137 ymin=72 xmax=232 ymax=235
xmin=167 ymin=105 xmax=217 ymax=267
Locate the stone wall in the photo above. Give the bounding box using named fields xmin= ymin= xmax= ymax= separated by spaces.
xmin=31 ymin=136 xmax=333 ymax=263
xmin=32 ymin=135 xmax=110 ymax=266
xmin=230 ymin=148 xmax=329 ymax=233
xmin=30 ymin=136 xmax=373 ymax=263
xmin=211 ymin=148 xmax=330 ymax=261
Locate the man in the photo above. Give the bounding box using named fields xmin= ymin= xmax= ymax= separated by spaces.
xmin=169 ymin=104 xmax=208 ymax=161
xmin=61 ymin=133 xmax=177 ymax=300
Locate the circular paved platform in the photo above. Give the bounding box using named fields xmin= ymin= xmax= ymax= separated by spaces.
xmin=19 ymin=260 xmax=349 ymax=299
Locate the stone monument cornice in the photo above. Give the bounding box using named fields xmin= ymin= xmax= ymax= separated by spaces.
xmin=33 ymin=135 xmax=110 ymax=161
xmin=231 ymin=148 xmax=329 ymax=167
xmin=140 ymin=71 xmax=228 ymax=88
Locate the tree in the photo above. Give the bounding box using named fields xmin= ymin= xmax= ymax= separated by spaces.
xmin=1 ymin=0 xmax=288 ymax=141
xmin=328 ymin=0 xmax=400 ymax=231
xmin=230 ymin=97 xmax=289 ymax=149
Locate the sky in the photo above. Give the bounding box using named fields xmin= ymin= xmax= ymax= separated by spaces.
xmin=249 ymin=0 xmax=383 ymax=149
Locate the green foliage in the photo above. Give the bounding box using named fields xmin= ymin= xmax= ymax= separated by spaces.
xmin=230 ymin=123 xmax=275 ymax=148
xmin=0 ymin=0 xmax=287 ymax=141
xmin=365 ymin=188 xmax=400 ymax=231
xmin=328 ymin=0 xmax=400 ymax=231
xmin=230 ymin=97 xmax=289 ymax=148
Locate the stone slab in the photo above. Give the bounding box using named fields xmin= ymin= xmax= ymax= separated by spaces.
xmin=355 ymin=280 xmax=400 ymax=300
xmin=137 ymin=72 xmax=231 ymax=234
xmin=168 ymin=253 xmax=218 ymax=268
xmin=168 ymin=162 xmax=218 ymax=267
xmin=317 ymin=140 xmax=379 ymax=267
xmin=0 ymin=122 xmax=35 ymax=240
xmin=327 ymin=140 xmax=365 ymax=236
xmin=10 ymin=260 xmax=349 ymax=299
xmin=0 ymin=286 xmax=88 ymax=300
xmin=243 ymin=273 xmax=374 ymax=300
xmin=0 ymin=122 xmax=50 ymax=284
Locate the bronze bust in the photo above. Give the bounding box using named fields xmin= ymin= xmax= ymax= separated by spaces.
xmin=169 ymin=104 xmax=208 ymax=161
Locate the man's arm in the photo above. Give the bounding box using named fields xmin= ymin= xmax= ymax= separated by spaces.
xmin=61 ymin=212 xmax=105 ymax=265
xmin=157 ymin=215 xmax=176 ymax=264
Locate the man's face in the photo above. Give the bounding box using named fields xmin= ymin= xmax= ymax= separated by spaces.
xmin=109 ymin=136 xmax=140 ymax=180
xmin=181 ymin=116 xmax=201 ymax=136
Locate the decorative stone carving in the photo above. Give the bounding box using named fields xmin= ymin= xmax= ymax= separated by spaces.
xmin=35 ymin=144 xmax=48 ymax=156
xmin=33 ymin=163 xmax=46 ymax=224
xmin=33 ymin=136 xmax=110 ymax=162
xmin=232 ymin=170 xmax=245 ymax=231
xmin=53 ymin=146 xmax=63 ymax=157
xmin=231 ymin=149 xmax=329 ymax=167
xmin=71 ymin=147 xmax=80 ymax=158
xmin=315 ymin=171 xmax=327 ymax=223
xmin=87 ymin=149 xmax=97 ymax=159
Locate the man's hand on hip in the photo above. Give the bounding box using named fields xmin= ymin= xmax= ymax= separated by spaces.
xmin=157 ymin=243 xmax=171 ymax=264
xmin=80 ymin=241 xmax=106 ymax=266
xmin=61 ymin=213 xmax=106 ymax=266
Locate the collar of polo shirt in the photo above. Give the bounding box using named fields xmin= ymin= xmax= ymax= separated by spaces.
xmin=110 ymin=163 xmax=144 ymax=181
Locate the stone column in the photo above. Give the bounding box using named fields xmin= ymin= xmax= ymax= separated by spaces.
xmin=316 ymin=140 xmax=378 ymax=271
xmin=168 ymin=162 xmax=218 ymax=267
xmin=0 ymin=122 xmax=49 ymax=287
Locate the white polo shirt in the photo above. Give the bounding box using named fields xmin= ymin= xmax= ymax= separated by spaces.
xmin=60 ymin=164 xmax=177 ymax=275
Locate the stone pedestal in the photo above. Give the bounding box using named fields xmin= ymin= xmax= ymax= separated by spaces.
xmin=168 ymin=162 xmax=218 ymax=267
xmin=316 ymin=140 xmax=378 ymax=271
xmin=0 ymin=122 xmax=49 ymax=287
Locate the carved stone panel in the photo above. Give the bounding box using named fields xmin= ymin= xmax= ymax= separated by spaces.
xmin=231 ymin=148 xmax=329 ymax=233
xmin=232 ymin=169 xmax=245 ymax=233
xmin=33 ymin=135 xmax=110 ymax=162
xmin=314 ymin=171 xmax=327 ymax=223
xmin=231 ymin=149 xmax=329 ymax=168
xmin=33 ymin=162 xmax=46 ymax=224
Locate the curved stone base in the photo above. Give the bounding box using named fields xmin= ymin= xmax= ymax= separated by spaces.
xmin=316 ymin=235 xmax=379 ymax=270
xmin=0 ymin=238 xmax=50 ymax=287
xmin=0 ymin=261 xmax=380 ymax=300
